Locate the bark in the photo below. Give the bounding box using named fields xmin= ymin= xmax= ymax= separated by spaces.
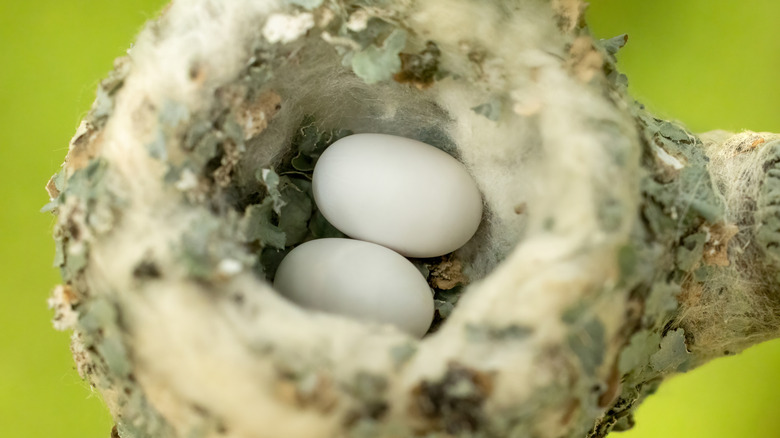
xmin=45 ymin=0 xmax=780 ymax=437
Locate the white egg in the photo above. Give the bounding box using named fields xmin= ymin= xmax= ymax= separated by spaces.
xmin=312 ymin=133 xmax=483 ymax=258
xmin=273 ymin=238 xmax=434 ymax=338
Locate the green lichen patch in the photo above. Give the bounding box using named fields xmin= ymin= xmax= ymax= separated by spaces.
xmin=345 ymin=16 xmax=396 ymax=50
xmin=561 ymin=300 xmax=589 ymax=325
xmin=637 ymin=114 xmax=724 ymax=243
xmin=258 ymin=168 xmax=285 ymax=214
xmin=643 ymin=282 xmax=680 ymax=327
xmin=88 ymin=57 xmax=131 ymax=128
xmin=345 ymin=372 xmax=389 ymax=423
xmin=148 ymin=101 xmax=192 ymax=161
xmin=159 ymin=100 xmax=191 ymax=130
xmin=52 ymin=158 xmax=122 ymax=282
xmin=641 ymin=164 xmax=724 ymax=240
xmin=389 ymin=342 xmax=417 ymax=369
xmin=181 ymin=118 xmax=223 ymax=167
xmin=641 ymin=166 xmax=723 ymax=241
xmin=616 ymin=243 xmax=639 ymax=285
xmin=181 ymin=213 xmax=256 ymax=280
xmin=692 ymin=264 xmax=717 ymax=283
xmin=351 ymin=28 xmax=407 ymax=84
xmin=656 ymin=121 xmax=694 ymax=144
xmin=755 ymin=142 xmax=780 ymax=264
xmin=273 ymin=367 xmax=340 ymax=416
xmin=60 ymin=157 xmax=109 ymax=204
xmin=599 ymin=34 xmax=628 ymax=57
xmin=172 ymin=105 xmax=249 ymax=193
xmin=146 ymin=132 xmax=168 ymax=161
xmin=97 ymin=333 xmax=133 ymax=378
xmin=277 ymin=178 xmax=314 ymax=246
xmin=675 ymin=231 xmax=706 ymax=271
xmin=79 ymin=296 xmax=117 ymax=333
xmin=618 ymin=330 xmax=660 ymax=375
xmin=286 ymin=115 xmax=352 ymax=173
xmin=57 ymin=232 xmax=88 ymax=283
xmin=427 ymin=286 xmax=463 ymax=333
xmin=471 ymin=98 xmax=503 ymax=122
xmin=596 ymin=195 xmax=625 ymax=233
xmin=113 ymin=388 xmax=175 ymax=438
xmin=77 ymin=297 xmax=135 ymax=386
xmin=595 ymin=33 xmax=629 ymax=91
xmin=649 ymin=328 xmax=691 ymax=374
xmin=241 ymin=199 xmax=287 ymax=250
xmin=566 ymin=317 xmax=606 ymax=375
xmin=465 ymin=323 xmax=533 ymax=342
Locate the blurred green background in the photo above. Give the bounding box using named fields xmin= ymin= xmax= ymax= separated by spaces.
xmin=0 ymin=0 xmax=777 ymax=437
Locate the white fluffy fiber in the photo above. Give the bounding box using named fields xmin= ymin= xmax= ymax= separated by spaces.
xmin=74 ymin=0 xmax=641 ymax=436
xmin=677 ymin=131 xmax=780 ymax=358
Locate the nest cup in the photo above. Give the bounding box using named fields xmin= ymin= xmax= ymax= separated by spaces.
xmin=47 ymin=1 xmax=644 ymax=436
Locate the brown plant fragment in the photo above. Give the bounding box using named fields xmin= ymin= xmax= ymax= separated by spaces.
xmin=733 ymin=134 xmax=767 ymax=155
xmin=567 ymin=36 xmax=604 ymax=83
xmin=213 ymin=140 xmax=242 ymax=187
xmin=429 ymin=256 xmax=467 ymax=290
xmin=234 ymin=90 xmax=282 ymax=140
xmin=65 ymin=121 xmax=103 ymax=173
xmin=188 ymin=61 xmax=208 ymax=85
xmin=49 ymin=284 xmax=82 ymax=331
xmin=297 ymin=374 xmax=339 ymax=414
xmin=274 ymin=380 xmax=299 ymax=407
xmin=46 ymin=175 xmax=61 ymax=200
xmin=274 ymin=373 xmax=339 ymax=415
xmin=394 ymin=41 xmax=441 ymax=89
xmin=597 ymin=360 xmax=622 ymax=408
xmin=702 ymin=222 xmax=739 ymax=267
xmin=752 ymin=137 xmax=766 ymax=147
xmin=678 ymin=279 xmax=704 ymax=311
xmin=552 ymin=0 xmax=587 ymax=32
xmin=560 ymin=398 xmax=581 ymax=427
xmin=410 ymin=363 xmax=494 ymax=435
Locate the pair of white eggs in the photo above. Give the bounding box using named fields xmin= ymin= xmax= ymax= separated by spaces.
xmin=273 ymin=133 xmax=483 ymax=337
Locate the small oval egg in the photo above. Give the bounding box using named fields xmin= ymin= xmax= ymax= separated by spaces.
xmin=312 ymin=133 xmax=483 ymax=258
xmin=273 ymin=238 xmax=434 ymax=337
